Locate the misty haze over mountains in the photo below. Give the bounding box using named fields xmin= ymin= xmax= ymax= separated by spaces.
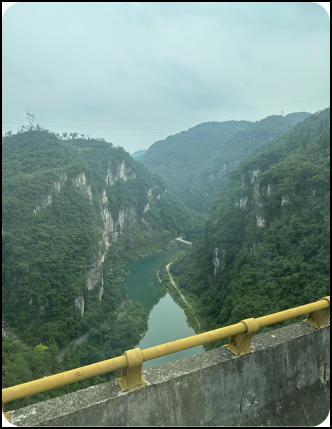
xmin=2 ymin=3 xmax=329 ymax=423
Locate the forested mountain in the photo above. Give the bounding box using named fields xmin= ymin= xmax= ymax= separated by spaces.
xmin=170 ymin=107 xmax=330 ymax=347
xmin=2 ymin=127 xmax=204 ymax=409
xmin=142 ymin=112 xmax=310 ymax=214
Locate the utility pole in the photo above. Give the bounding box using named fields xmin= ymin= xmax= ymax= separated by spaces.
xmin=26 ymin=110 xmax=35 ymax=128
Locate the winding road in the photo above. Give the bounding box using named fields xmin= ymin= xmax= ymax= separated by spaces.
xmin=175 ymin=237 xmax=193 ymax=245
xmin=166 ymin=262 xmax=201 ymax=329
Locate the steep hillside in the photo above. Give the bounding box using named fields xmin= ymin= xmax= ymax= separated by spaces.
xmin=142 ymin=112 xmax=310 ymax=213
xmin=2 ymin=127 xmax=204 ymax=409
xmin=2 ymin=128 xmax=204 ymax=344
xmin=170 ymin=108 xmax=330 ymax=347
xmin=142 ymin=120 xmax=250 ymax=211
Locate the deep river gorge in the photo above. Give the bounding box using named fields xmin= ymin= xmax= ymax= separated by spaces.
xmin=56 ymin=246 xmax=204 ymax=367
xmin=122 ymin=245 xmax=204 ymax=370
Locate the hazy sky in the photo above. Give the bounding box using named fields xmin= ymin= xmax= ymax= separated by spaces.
xmin=2 ymin=2 xmax=330 ymax=153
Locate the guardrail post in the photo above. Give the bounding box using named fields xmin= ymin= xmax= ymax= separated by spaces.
xmin=115 ymin=348 xmax=146 ymax=392
xmin=304 ymin=296 xmax=330 ymax=329
xmin=225 ymin=318 xmax=259 ymax=356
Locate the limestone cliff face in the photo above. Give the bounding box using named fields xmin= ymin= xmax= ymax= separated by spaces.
xmin=233 ymin=163 xmax=302 ymax=230
xmin=84 ymin=161 xmax=142 ymax=302
xmin=233 ymin=166 xmax=268 ymax=228
xmin=213 ymin=247 xmax=226 ymax=276
xmin=141 ymin=185 xmax=167 ymax=225
xmin=30 ymin=158 xmax=163 ymax=314
xmin=74 ymin=295 xmax=84 ymax=317
xmin=208 ymin=161 xmax=239 ymax=182
xmin=106 ymin=161 xmax=136 ymax=185
xmin=101 ymin=196 xmax=137 ymax=248
xmin=54 ymin=172 xmax=68 ymax=193
xmin=34 ymin=194 xmax=52 ymax=214
xmin=34 ymin=171 xmax=92 ymax=215
xmin=235 ymin=197 xmax=248 ymax=208
xmin=72 ymin=172 xmax=92 ymax=200
xmin=86 ymin=258 xmax=104 ymax=292
xmin=103 ymin=160 xmax=139 ymax=244
xmin=86 ymin=160 xmax=167 ymax=301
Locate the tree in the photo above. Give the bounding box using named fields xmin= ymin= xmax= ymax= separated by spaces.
xmin=34 ymin=343 xmax=49 ymax=353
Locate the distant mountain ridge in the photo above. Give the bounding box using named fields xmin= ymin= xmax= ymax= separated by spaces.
xmin=142 ymin=112 xmax=311 ymax=213
xmin=131 ymin=149 xmax=146 ymax=159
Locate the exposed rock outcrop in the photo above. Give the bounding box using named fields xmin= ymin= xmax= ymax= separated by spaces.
xmin=88 ymin=177 xmax=139 ymax=302
xmin=249 ymin=168 xmax=260 ymax=186
xmin=73 ymin=173 xmax=92 ymax=200
xmin=34 ymin=171 xmax=91 ymax=215
xmin=281 ymin=192 xmax=295 ymax=206
xmin=86 ymin=259 xmax=103 ymax=292
xmin=256 ymin=215 xmax=266 ymax=228
xmin=54 ymin=172 xmax=68 ymax=193
xmin=106 ymin=161 xmax=136 ymax=185
xmin=209 ymin=161 xmax=239 ymax=181
xmin=235 ymin=196 xmax=248 ymax=208
xmin=85 ymin=158 xmax=162 ymax=305
xmin=34 ymin=194 xmax=52 ymax=214
xmin=213 ymin=247 xmax=226 ymax=275
xmin=74 ymin=295 xmax=84 ymax=317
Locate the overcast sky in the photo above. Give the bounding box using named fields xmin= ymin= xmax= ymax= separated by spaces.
xmin=2 ymin=2 xmax=330 ymax=154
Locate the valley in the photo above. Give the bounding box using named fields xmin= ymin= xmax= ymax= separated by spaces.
xmin=141 ymin=112 xmax=310 ymax=214
xmin=2 ymin=128 xmax=204 ymax=410
xmin=2 ymin=107 xmax=330 ymax=412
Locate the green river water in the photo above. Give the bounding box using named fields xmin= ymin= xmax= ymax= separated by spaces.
xmin=122 ymin=246 xmax=204 ymax=369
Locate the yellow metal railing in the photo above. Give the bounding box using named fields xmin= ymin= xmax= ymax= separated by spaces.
xmin=2 ymin=296 xmax=330 ymax=406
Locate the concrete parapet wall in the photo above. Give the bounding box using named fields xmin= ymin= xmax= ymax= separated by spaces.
xmin=9 ymin=322 xmax=330 ymax=426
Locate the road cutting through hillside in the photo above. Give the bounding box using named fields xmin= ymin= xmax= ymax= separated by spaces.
xmin=175 ymin=237 xmax=193 ymax=245
xmin=166 ymin=262 xmax=201 ymax=329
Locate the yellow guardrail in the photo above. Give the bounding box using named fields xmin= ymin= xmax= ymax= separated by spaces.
xmin=2 ymin=296 xmax=330 ymax=406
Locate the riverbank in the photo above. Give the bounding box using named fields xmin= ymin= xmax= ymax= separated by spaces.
xmin=127 ymin=246 xmax=203 ymax=369
xmin=40 ymin=241 xmax=188 ymax=377
xmin=166 ymin=262 xmax=201 ymax=329
xmin=53 ymin=238 xmax=180 ymax=365
xmin=156 ymin=263 xmax=202 ymax=335
xmin=4 ymin=239 xmax=198 ymax=412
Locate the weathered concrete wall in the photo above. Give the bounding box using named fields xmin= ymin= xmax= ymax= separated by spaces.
xmin=9 ymin=322 xmax=330 ymax=426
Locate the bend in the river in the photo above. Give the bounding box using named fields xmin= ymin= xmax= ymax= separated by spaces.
xmin=123 ymin=246 xmax=204 ymax=369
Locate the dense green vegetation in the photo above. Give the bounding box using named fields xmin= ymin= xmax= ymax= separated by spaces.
xmin=2 ymin=108 xmax=328 ymax=410
xmin=2 ymin=126 xmax=204 ymax=410
xmin=142 ymin=112 xmax=310 ymax=213
xmin=170 ymin=108 xmax=330 ymax=349
xmin=3 ymin=298 xmax=147 ymax=411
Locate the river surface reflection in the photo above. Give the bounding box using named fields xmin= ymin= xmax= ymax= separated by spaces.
xmin=122 ymin=246 xmax=204 ymax=369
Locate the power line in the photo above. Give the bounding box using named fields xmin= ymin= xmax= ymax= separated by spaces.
xmin=2 ymin=94 xmax=329 ymax=126
xmin=31 ymin=94 xmax=332 ymax=121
